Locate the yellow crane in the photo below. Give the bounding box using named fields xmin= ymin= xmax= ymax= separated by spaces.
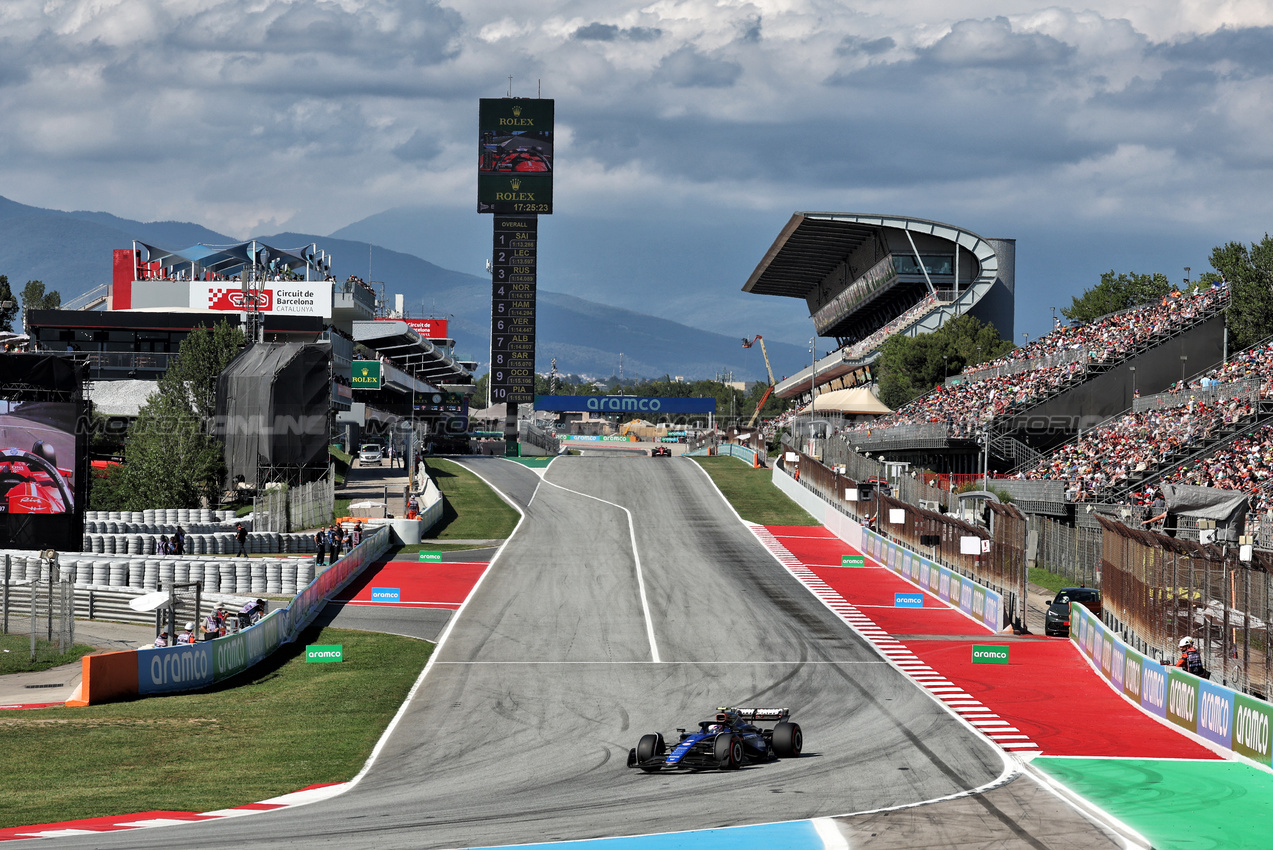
xmin=741 ymin=335 xmax=777 ymax=427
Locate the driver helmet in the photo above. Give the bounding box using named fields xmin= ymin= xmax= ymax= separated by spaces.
xmin=1180 ymin=637 xmax=1194 ymax=649
xmin=708 ymin=723 xmax=727 ymax=733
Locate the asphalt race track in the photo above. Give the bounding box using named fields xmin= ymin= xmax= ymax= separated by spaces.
xmin=32 ymin=458 xmax=1124 ymax=849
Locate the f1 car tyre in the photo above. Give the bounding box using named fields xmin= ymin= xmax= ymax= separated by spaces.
xmin=636 ymin=733 xmax=665 ymax=771
xmin=714 ymin=733 xmax=743 ymax=769
xmin=772 ymin=721 xmax=803 ymax=758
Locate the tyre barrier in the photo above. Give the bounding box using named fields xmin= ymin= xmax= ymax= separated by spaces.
xmin=1 ymin=552 xmax=318 ymax=597
xmin=75 ymin=531 xmax=317 ymax=557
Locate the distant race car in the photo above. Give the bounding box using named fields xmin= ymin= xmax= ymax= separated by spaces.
xmin=651 ymin=446 xmax=672 ymax=457
xmin=627 ymin=706 xmax=803 ymax=772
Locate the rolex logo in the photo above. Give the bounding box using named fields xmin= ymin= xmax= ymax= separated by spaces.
xmin=361 ymin=367 xmax=369 ymax=376
xmin=510 ymin=178 xmax=521 ymax=190
xmin=512 ymin=105 xmax=522 ymax=117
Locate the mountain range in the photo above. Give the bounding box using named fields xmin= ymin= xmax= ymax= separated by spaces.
xmin=0 ymin=195 xmax=815 ymax=381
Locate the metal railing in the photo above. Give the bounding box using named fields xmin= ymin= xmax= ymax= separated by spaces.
xmin=1133 ymin=376 xmax=1261 ymax=414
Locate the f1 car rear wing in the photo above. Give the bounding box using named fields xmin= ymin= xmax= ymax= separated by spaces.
xmin=718 ymin=706 xmax=790 ymax=722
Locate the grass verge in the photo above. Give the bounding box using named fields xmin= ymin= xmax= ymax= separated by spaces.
xmin=421 ymin=458 xmax=519 ymax=541
xmin=690 ymin=457 xmax=819 ymax=526
xmin=0 ymin=634 xmax=97 ymax=674
xmin=0 ymin=626 xmax=431 ymax=829
xmin=1029 ymin=567 xmax=1070 ymax=596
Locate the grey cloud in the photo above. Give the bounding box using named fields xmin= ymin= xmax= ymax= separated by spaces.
xmin=740 ymin=16 xmax=761 ymax=44
xmin=392 ymin=129 xmax=443 ymax=163
xmin=1155 ymin=26 xmax=1273 ymax=76
xmin=573 ymin=22 xmax=662 ymax=42
xmin=924 ymin=17 xmax=1073 ymax=68
xmin=836 ymin=35 xmax=895 ymax=56
xmin=658 ymin=46 xmax=742 ymax=88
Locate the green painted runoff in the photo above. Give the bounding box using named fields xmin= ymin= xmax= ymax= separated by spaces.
xmin=1033 ymin=757 xmax=1273 ymax=850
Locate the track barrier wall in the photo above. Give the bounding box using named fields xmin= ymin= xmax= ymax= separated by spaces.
xmin=1070 ymin=600 xmax=1273 ymax=769
xmin=863 ymin=529 xmax=1003 ymax=632
xmin=772 ymin=462 xmax=1003 ymax=632
xmin=67 ymin=525 xmax=392 ymax=706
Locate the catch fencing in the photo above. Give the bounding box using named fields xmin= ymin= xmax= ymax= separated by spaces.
xmin=1 ymin=555 xmax=76 ymax=657
xmin=782 ymin=442 xmax=1031 ymax=627
xmin=1097 ymin=516 xmax=1273 ymax=699
xmin=253 ymin=476 xmax=335 ymax=533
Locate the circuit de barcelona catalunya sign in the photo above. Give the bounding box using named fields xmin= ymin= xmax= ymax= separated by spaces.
xmin=534 ymin=396 xmax=717 ymax=414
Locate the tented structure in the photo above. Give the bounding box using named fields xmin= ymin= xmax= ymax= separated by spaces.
xmin=810 ymin=387 xmax=893 ymax=415
xmin=216 ymin=342 xmax=331 ymax=487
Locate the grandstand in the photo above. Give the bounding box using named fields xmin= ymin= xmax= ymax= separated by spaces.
xmin=743 ymin=213 xmax=1016 ymax=407
xmin=835 ymin=284 xmax=1229 ymax=471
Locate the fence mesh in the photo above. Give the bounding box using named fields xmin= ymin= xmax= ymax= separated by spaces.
xmin=1097 ymin=516 xmax=1273 ymax=698
xmin=252 ymin=476 xmax=335 ymax=533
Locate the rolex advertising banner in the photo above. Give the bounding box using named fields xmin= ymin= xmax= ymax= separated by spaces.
xmin=352 ymin=360 xmax=382 ymax=390
xmin=478 ymin=98 xmax=554 ymax=214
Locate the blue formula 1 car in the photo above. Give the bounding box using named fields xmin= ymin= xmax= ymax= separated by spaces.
xmin=626 ymin=706 xmax=803 ymax=772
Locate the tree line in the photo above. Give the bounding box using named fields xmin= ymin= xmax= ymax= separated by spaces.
xmin=0 ymin=275 xmax=62 ymax=332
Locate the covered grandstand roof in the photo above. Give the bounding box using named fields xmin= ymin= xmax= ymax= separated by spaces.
xmin=742 ymin=212 xmax=999 ymax=300
xmin=135 ymin=239 xmax=330 ymax=277
xmin=353 ymin=320 xmax=473 ymax=390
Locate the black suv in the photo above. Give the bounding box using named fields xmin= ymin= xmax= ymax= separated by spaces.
xmin=1044 ymin=587 xmax=1102 ymax=637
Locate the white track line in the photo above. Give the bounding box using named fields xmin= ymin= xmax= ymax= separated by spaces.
xmin=536 ymin=474 xmax=661 ymax=663
xmin=747 ymin=523 xmax=1041 ymax=755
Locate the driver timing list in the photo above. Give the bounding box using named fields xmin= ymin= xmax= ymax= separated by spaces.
xmin=490 ymin=215 xmax=537 ymax=407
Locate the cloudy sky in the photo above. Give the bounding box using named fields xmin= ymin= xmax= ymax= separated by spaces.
xmin=3 ymin=0 xmax=1273 ymax=347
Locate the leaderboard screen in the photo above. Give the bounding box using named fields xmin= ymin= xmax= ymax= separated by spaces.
xmin=478 ymin=98 xmax=554 ymax=215
xmin=489 ymin=216 xmax=537 ymax=405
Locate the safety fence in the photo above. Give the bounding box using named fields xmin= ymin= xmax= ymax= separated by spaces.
xmin=776 ymin=446 xmax=1029 ymax=627
xmin=1071 ymin=601 xmax=1273 ymax=768
xmin=769 ymin=459 xmax=1004 ymax=632
xmin=1133 ymin=376 xmax=1261 ymax=414
xmin=68 ymin=525 xmax=392 ymax=706
xmin=253 ymin=476 xmax=335 ymax=533
xmin=1097 ymin=515 xmax=1273 ymax=699
xmin=685 ymin=443 xmax=763 ymax=466
xmin=1 ymin=557 xmax=75 ymax=655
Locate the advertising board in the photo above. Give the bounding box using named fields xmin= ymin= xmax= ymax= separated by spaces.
xmin=478 ymin=98 xmax=554 ymax=215
xmin=191 ymin=282 xmax=332 ymax=318
xmin=378 ymin=317 xmax=448 ymax=339
xmin=535 ymin=396 xmax=717 ymax=414
xmin=351 ymin=360 xmax=383 ymax=390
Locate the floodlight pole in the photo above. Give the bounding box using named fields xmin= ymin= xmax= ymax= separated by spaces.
xmin=809 ymin=338 xmax=817 ymax=441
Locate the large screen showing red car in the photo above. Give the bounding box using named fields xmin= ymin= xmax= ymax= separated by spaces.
xmin=0 ymin=401 xmax=77 ymax=514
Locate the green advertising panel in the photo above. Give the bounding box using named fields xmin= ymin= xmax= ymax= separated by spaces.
xmin=1166 ymin=667 xmax=1200 ymax=733
xmin=351 ymin=360 xmax=382 ymax=389
xmin=306 ymin=644 xmax=344 ymax=663
xmin=972 ymin=644 xmax=1010 ymax=665
xmin=1233 ymin=693 xmax=1273 ymax=766
xmin=841 ymin=555 xmax=865 ymax=567
xmin=478 ymin=98 xmax=554 ymax=214
xmin=418 ymin=551 xmax=443 ymax=563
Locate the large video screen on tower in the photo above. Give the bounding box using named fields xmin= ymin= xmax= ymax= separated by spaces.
xmin=0 ymin=400 xmax=78 ymax=514
xmin=0 ymin=353 xmax=87 ymax=552
xmin=478 ymin=98 xmax=554 ymax=215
